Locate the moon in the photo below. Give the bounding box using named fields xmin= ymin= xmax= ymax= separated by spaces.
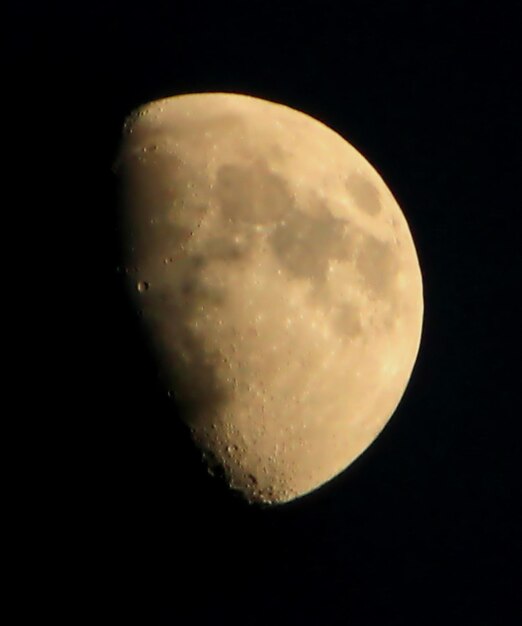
xmin=115 ymin=92 xmax=423 ymax=504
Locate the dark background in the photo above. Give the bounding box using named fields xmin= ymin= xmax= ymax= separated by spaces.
xmin=10 ymin=1 xmax=519 ymax=624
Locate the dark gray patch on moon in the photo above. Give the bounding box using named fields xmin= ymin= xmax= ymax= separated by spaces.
xmin=346 ymin=173 xmax=382 ymax=216
xmin=214 ymin=161 xmax=356 ymax=288
xmin=355 ymin=236 xmax=398 ymax=296
xmin=269 ymin=207 xmax=353 ymax=286
xmin=215 ymin=162 xmax=289 ymax=224
xmin=333 ymin=302 xmax=362 ymax=337
xmin=215 ymin=161 xmax=362 ymax=293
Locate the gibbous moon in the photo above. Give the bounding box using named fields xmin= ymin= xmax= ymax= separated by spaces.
xmin=115 ymin=92 xmax=423 ymax=504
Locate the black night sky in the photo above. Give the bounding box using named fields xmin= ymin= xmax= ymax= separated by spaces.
xmin=11 ymin=2 xmax=519 ymax=624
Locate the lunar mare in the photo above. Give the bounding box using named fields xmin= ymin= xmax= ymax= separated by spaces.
xmin=115 ymin=92 xmax=423 ymax=504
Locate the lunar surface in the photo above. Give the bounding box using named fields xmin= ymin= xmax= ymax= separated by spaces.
xmin=115 ymin=92 xmax=423 ymax=504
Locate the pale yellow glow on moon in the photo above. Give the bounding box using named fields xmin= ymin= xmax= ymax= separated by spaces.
xmin=115 ymin=92 xmax=424 ymax=504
